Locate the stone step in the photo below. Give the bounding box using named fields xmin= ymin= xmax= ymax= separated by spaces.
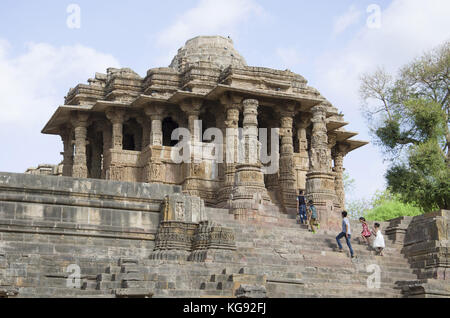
xmin=97 ymin=281 xmax=122 ymax=290
xmin=105 ymin=265 xmax=122 ymax=274
xmin=120 ymin=264 xmax=142 ymax=273
xmin=97 ymin=273 xmax=113 ymax=282
xmin=210 ymin=274 xmax=231 ymax=282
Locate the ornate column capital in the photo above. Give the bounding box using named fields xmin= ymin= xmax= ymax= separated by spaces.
xmin=337 ymin=143 xmax=351 ymax=156
xmin=105 ymin=109 xmax=125 ymax=124
xmin=144 ymin=104 xmax=165 ymax=119
xmin=242 ymin=99 xmax=259 ymax=126
xmin=311 ymin=104 xmax=328 ymax=117
xmin=180 ymin=98 xmax=203 ymax=116
xmin=297 ymin=112 xmax=312 ymax=129
xmin=70 ymin=111 xmax=90 ymax=128
xmin=220 ymin=93 xmax=243 ymax=110
xmin=59 ymin=124 xmax=73 ymax=140
xmin=328 ymin=133 xmax=337 ymax=149
xmin=135 ymin=115 xmax=149 ymax=126
xmin=283 ymin=101 xmax=297 ymax=114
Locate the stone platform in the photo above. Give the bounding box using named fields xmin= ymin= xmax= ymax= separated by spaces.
xmin=0 ymin=172 xmax=448 ymax=298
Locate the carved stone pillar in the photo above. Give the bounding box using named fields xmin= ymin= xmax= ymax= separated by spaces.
xmin=334 ymin=143 xmax=349 ymax=210
xmin=90 ymin=136 xmax=102 ymax=179
xmin=217 ymin=94 xmax=242 ymax=206
xmin=279 ymin=103 xmax=297 ymax=212
xmin=145 ymin=105 xmax=164 ymax=146
xmin=295 ymin=115 xmax=310 ymax=190
xmin=60 ymin=126 xmax=74 ymax=177
xmin=106 ymin=109 xmax=125 ymax=150
xmin=181 ymin=99 xmax=203 ymax=142
xmin=100 ymin=122 xmax=112 ymax=179
xmin=328 ymin=133 xmax=338 ymax=207
xmin=144 ymin=104 xmax=165 ymax=184
xmin=306 ymin=105 xmax=339 ymax=230
xmin=230 ymin=99 xmax=270 ymax=220
xmin=71 ymin=112 xmax=89 ymax=179
xmin=136 ymin=116 xmax=150 ymax=149
xmin=180 ymin=99 xmax=203 ymax=196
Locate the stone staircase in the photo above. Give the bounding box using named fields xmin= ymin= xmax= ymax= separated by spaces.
xmin=201 ymin=207 xmax=419 ymax=298
xmin=8 ymin=206 xmax=422 ymax=298
xmin=72 ymin=206 xmax=420 ymax=298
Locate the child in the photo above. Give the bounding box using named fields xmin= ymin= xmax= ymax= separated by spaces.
xmin=372 ymin=223 xmax=385 ymax=256
xmin=359 ymin=217 xmax=372 ymax=246
xmin=307 ymin=200 xmax=319 ymax=233
xmin=296 ymin=190 xmax=307 ymax=225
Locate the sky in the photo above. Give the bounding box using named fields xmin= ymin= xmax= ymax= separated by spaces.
xmin=0 ymin=0 xmax=449 ymax=203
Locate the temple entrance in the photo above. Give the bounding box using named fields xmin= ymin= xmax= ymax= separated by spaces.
xmin=258 ymin=106 xmax=279 ymax=193
xmin=162 ymin=117 xmax=179 ymax=147
xmin=199 ymin=107 xmax=217 ymax=142
xmin=123 ymin=118 xmax=142 ymax=151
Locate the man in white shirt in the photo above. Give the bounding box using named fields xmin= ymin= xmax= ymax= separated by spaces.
xmin=336 ymin=211 xmax=355 ymax=258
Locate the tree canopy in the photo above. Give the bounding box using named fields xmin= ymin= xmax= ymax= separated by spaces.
xmin=359 ymin=41 xmax=450 ymax=211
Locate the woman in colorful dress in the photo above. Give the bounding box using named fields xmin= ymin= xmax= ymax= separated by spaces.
xmin=359 ymin=217 xmax=372 ymax=246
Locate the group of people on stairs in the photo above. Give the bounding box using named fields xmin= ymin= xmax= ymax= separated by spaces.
xmin=296 ymin=190 xmax=386 ymax=259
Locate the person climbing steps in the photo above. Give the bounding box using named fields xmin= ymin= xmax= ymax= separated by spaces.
xmin=336 ymin=211 xmax=355 ymax=258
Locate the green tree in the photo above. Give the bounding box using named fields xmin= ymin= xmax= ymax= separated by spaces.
xmin=360 ymin=41 xmax=450 ymax=211
xmin=364 ymin=190 xmax=423 ymax=221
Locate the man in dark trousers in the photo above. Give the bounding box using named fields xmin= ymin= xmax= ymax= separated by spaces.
xmin=296 ymin=190 xmax=307 ymax=225
xmin=336 ymin=211 xmax=355 ymax=258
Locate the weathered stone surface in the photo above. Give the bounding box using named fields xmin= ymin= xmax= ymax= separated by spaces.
xmin=235 ymin=284 xmax=267 ymax=298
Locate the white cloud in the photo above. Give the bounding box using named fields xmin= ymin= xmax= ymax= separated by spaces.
xmin=275 ymin=48 xmax=303 ymax=69
xmin=333 ymin=5 xmax=362 ymax=35
xmin=0 ymin=41 xmax=120 ymax=124
xmin=157 ymin=0 xmax=264 ymax=50
xmin=0 ymin=40 xmax=120 ymax=172
xmin=316 ymin=0 xmax=450 ymax=114
xmin=312 ymin=0 xmax=450 ymax=200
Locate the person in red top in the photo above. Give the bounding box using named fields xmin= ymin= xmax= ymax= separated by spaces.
xmin=359 ymin=217 xmax=372 ymax=246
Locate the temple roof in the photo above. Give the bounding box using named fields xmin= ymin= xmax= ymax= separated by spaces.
xmin=169 ymin=36 xmax=247 ymax=72
xmin=42 ymin=35 xmax=368 ymax=152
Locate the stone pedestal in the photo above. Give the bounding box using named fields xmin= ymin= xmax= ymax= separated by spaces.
xmin=150 ymin=193 xmax=236 ymax=262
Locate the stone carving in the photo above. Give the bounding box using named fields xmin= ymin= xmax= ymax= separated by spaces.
xmin=152 ymin=193 xmax=235 ymax=261
xmin=175 ymin=202 xmax=185 ymax=221
xmin=189 ymin=221 xmax=236 ymax=262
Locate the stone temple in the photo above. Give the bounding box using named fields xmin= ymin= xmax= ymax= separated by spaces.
xmin=1 ymin=36 xmax=449 ymax=298
xmin=41 ymin=35 xmax=367 ymax=228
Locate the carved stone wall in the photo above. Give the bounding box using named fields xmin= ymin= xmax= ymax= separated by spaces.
xmin=151 ymin=193 xmax=235 ymax=262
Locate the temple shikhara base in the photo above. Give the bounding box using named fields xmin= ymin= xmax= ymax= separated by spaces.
xmin=1 ymin=36 xmax=449 ymax=298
